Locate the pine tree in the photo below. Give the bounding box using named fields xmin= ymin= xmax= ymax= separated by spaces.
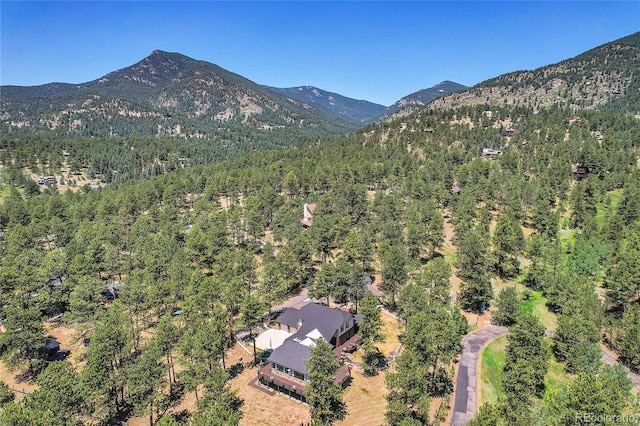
xmin=492 ymin=287 xmax=520 ymax=326
xmin=305 ymin=338 xmax=346 ymax=424
xmin=457 ymin=230 xmax=493 ymax=313
xmin=493 ymin=210 xmax=525 ymax=277
xmin=502 ymin=314 xmax=549 ymax=400
xmin=359 ymin=291 xmax=385 ymax=346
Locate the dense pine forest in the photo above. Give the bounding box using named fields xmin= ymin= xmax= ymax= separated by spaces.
xmin=0 ymin=99 xmax=638 ymax=425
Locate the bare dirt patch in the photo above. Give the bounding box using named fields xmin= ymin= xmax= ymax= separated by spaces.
xmin=0 ymin=362 xmax=37 ymax=400
xmin=0 ymin=322 xmax=87 ymax=401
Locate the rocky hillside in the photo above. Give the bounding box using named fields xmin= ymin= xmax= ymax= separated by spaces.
xmin=429 ymin=32 xmax=640 ymax=113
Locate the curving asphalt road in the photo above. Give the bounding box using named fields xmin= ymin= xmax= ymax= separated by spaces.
xmin=451 ymin=325 xmax=509 ymax=426
xmin=450 ymin=327 xmax=640 ymax=426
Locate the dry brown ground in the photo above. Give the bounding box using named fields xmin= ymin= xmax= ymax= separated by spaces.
xmin=231 ymin=367 xmax=311 ymax=426
xmin=0 ymin=362 xmax=37 ymax=400
xmin=0 ymin=322 xmax=87 ymax=401
xmin=230 ymin=364 xmax=391 ymax=426
xmin=336 ymin=369 xmax=387 ymax=426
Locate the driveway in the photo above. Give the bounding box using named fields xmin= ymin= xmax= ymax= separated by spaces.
xmin=270 ymin=288 xmax=310 ymax=312
xmin=451 ymin=325 xmax=508 ymax=426
xmin=450 ymin=327 xmax=640 ymax=426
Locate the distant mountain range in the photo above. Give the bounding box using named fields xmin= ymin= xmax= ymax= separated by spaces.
xmin=269 ymin=82 xmax=469 ymax=123
xmin=0 ymin=51 xmax=358 ymax=137
xmin=2 ymin=31 xmax=639 ymax=138
xmin=0 ymin=51 xmax=465 ymax=137
xmin=268 ymin=86 xmax=387 ymax=124
xmin=383 ymin=81 xmax=469 ymax=117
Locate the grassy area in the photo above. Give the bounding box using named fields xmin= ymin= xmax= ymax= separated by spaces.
xmin=519 ymin=289 xmax=556 ymax=330
xmin=596 ymin=189 xmax=623 ymax=225
xmin=480 ymin=335 xmax=507 ymax=405
xmin=543 ymin=358 xmax=572 ymax=399
xmin=480 ymin=335 xmax=573 ymax=407
xmin=0 ymin=184 xmax=21 ymax=203
xmin=337 ymin=369 xmax=387 ymax=426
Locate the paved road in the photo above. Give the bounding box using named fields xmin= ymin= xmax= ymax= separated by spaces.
xmin=450 ymin=328 xmax=640 ymax=426
xmin=451 ymin=326 xmax=508 ymax=426
xmin=601 ymin=346 xmax=640 ymax=389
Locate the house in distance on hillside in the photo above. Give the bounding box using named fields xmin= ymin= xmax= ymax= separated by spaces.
xmin=301 ymin=203 xmax=316 ymax=227
xmin=572 ymin=164 xmax=594 ymax=180
xmin=482 ymin=148 xmax=502 ymax=158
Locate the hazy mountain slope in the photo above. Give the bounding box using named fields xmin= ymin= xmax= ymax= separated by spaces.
xmin=384 ymin=80 xmax=469 ymax=116
xmin=268 ymin=86 xmax=387 ymax=124
xmin=1 ymin=82 xmax=91 ymax=99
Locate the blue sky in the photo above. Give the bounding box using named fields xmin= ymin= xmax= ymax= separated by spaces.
xmin=1 ymin=1 xmax=638 ymax=106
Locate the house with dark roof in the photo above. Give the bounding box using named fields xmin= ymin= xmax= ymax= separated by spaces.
xmin=505 ymin=128 xmax=519 ymax=137
xmin=258 ymin=302 xmax=357 ymax=400
xmin=572 ymin=164 xmax=594 ymax=180
xmin=39 ymin=338 xmax=60 ymax=359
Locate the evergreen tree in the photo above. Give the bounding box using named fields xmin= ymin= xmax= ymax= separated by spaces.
xmin=604 ymin=228 xmax=640 ymax=312
xmin=546 ymin=365 xmax=632 ymax=425
xmin=305 ymin=338 xmax=346 ymax=424
xmin=493 ymin=210 xmax=525 ymax=277
xmin=0 ymin=380 xmax=14 ymax=407
xmin=0 ymin=298 xmax=46 ymax=371
xmin=190 ymin=367 xmax=243 ymax=426
xmin=380 ymin=244 xmax=407 ymax=308
xmin=553 ymin=314 xmax=601 ymax=374
xmin=492 ymin=287 xmax=520 ymax=326
xmin=22 ymin=361 xmax=86 ymax=425
xmin=457 ymin=230 xmax=493 ymax=313
xmin=502 ymin=314 xmax=549 ymax=400
xmin=359 ymin=291 xmax=385 ymax=346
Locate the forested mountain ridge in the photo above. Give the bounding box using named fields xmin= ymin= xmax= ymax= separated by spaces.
xmin=430 ymin=32 xmax=640 ymax=113
xmin=268 ymin=86 xmax=387 ymax=124
xmin=0 ymin=50 xmax=358 ymax=137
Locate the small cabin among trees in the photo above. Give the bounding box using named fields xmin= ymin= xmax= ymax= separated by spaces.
xmin=573 ymin=165 xmax=593 ymax=180
xmin=39 ymin=338 xmax=60 ymax=359
xmin=36 ymin=176 xmax=56 ymax=185
xmin=505 ymin=128 xmax=519 ymax=137
xmin=482 ymin=148 xmax=502 ymax=158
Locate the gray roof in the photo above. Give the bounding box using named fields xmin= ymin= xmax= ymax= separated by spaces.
xmin=276 ymin=303 xmax=351 ymax=342
xmin=268 ymin=339 xmax=312 ymax=375
xmin=269 ymin=303 xmax=354 ymax=375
